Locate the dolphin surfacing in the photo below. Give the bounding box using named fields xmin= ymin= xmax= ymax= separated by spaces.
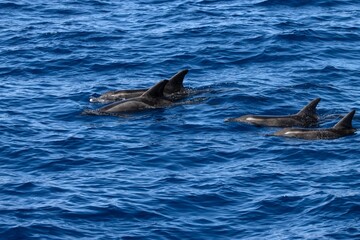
xmin=89 ymin=89 xmax=148 ymax=103
xmin=90 ymin=69 xmax=189 ymax=103
xmin=272 ymin=110 xmax=356 ymax=140
xmin=226 ymin=98 xmax=321 ymax=127
xmin=84 ymin=80 xmax=172 ymax=115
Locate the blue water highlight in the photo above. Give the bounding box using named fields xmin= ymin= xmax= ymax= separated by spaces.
xmin=1 ymin=0 xmax=360 ymax=239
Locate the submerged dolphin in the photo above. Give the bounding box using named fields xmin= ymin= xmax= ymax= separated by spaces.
xmin=226 ymin=98 xmax=321 ymax=127
xmin=272 ymin=110 xmax=356 ymax=140
xmin=90 ymin=69 xmax=189 ymax=103
xmin=84 ymin=80 xmax=172 ymax=115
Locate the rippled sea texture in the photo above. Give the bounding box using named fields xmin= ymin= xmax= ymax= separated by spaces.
xmin=1 ymin=0 xmax=360 ymax=239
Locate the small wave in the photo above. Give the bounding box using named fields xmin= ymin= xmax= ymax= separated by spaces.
xmin=304 ymin=65 xmax=343 ymax=74
xmin=231 ymin=50 xmax=299 ymax=66
xmin=90 ymin=61 xmax=147 ymax=72
xmin=0 ymin=224 xmax=85 ymax=240
xmin=257 ymin=0 xmax=352 ymax=7
xmin=276 ymin=29 xmax=330 ymax=42
xmin=256 ymin=195 xmax=304 ymax=216
xmin=307 ymin=194 xmax=360 ymax=219
xmin=257 ymin=0 xmax=314 ymax=7
xmin=291 ymin=82 xmax=338 ymax=91
xmin=0 ymin=2 xmax=25 ymax=9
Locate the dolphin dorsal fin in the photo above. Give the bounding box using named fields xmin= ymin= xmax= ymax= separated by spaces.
xmin=333 ymin=110 xmax=356 ymax=129
xmin=141 ymin=80 xmax=169 ymax=98
xmin=296 ymin=98 xmax=321 ymax=116
xmin=166 ymin=69 xmax=189 ymax=92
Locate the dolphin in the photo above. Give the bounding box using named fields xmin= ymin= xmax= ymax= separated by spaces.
xmin=272 ymin=110 xmax=356 ymax=140
xmin=226 ymin=98 xmax=321 ymax=127
xmin=90 ymin=69 xmax=189 ymax=103
xmin=84 ymin=80 xmax=172 ymax=115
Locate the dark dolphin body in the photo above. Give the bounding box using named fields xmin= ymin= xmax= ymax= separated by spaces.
xmin=226 ymin=98 xmax=321 ymax=127
xmin=90 ymin=69 xmax=189 ymax=103
xmin=84 ymin=80 xmax=172 ymax=115
xmin=272 ymin=110 xmax=356 ymax=140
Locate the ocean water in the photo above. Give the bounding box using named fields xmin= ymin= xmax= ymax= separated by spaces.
xmin=1 ymin=0 xmax=360 ymax=239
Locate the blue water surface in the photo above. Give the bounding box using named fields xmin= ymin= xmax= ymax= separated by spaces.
xmin=1 ymin=0 xmax=360 ymax=239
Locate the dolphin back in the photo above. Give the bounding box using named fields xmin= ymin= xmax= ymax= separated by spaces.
xmin=141 ymin=80 xmax=169 ymax=99
xmin=333 ymin=110 xmax=356 ymax=129
xmin=164 ymin=69 xmax=189 ymax=93
xmin=296 ymin=98 xmax=321 ymax=117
